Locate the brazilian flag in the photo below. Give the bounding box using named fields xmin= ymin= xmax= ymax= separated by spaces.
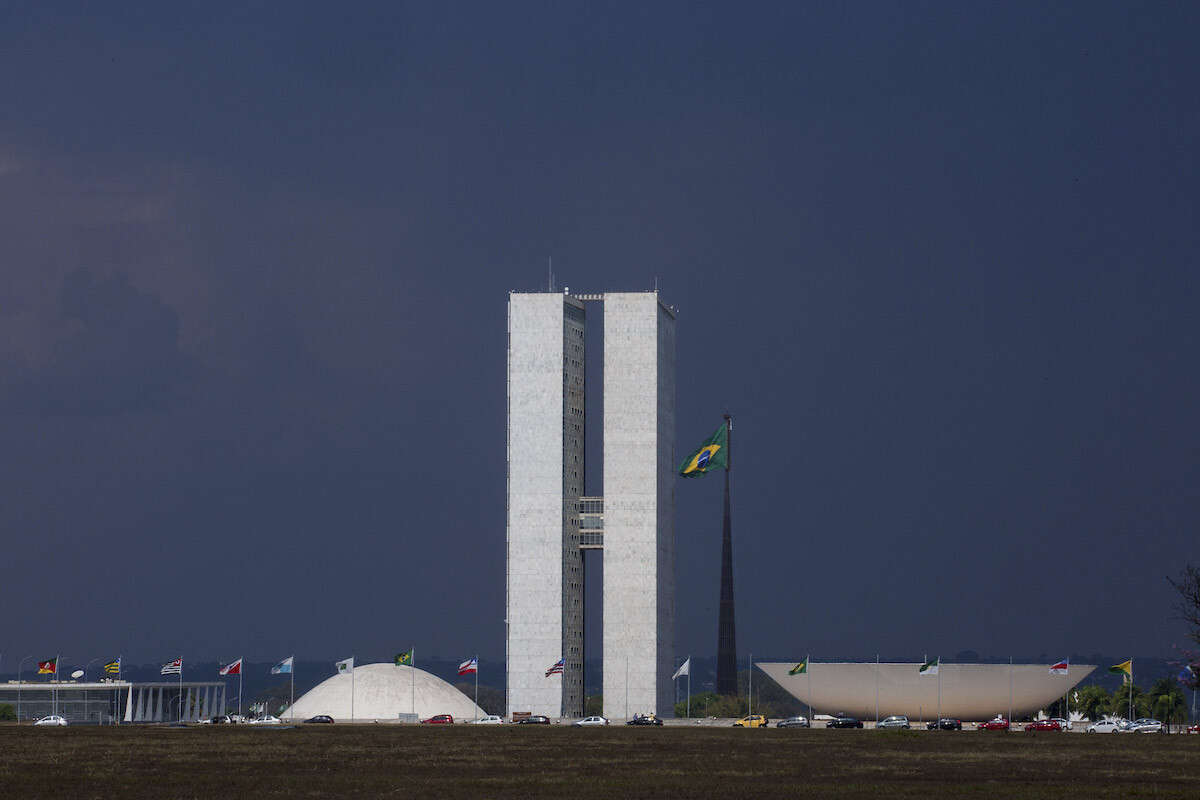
xmin=679 ymin=423 xmax=729 ymax=477
xmin=1108 ymin=659 xmax=1132 ymax=683
xmin=395 ymin=649 xmax=414 ymax=666
xmin=789 ymin=658 xmax=808 ymax=676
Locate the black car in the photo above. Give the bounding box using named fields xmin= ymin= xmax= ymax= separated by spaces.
xmin=304 ymin=715 xmax=334 ymax=724
xmin=209 ymin=715 xmax=231 ymax=724
xmin=926 ymin=718 xmax=962 ymax=730
xmin=826 ymin=715 xmax=863 ymax=729
xmin=626 ymin=715 xmax=664 ymax=726
xmin=516 ymin=715 xmax=551 ymax=725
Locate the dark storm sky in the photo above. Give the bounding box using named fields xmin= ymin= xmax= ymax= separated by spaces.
xmin=1 ymin=1 xmax=1196 ymax=669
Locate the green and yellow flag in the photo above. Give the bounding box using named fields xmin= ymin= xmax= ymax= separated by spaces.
xmin=679 ymin=423 xmax=729 ymax=477
xmin=395 ymin=649 xmax=414 ymax=666
xmin=789 ymin=657 xmax=808 ymax=676
xmin=1108 ymin=659 xmax=1132 ymax=682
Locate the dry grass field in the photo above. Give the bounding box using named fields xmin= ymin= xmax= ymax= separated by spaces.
xmin=1 ymin=725 xmax=1197 ymax=799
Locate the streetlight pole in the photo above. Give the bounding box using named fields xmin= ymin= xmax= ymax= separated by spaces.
xmin=17 ymin=656 xmax=33 ymax=724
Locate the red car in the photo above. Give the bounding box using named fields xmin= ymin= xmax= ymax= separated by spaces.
xmin=420 ymin=714 xmax=454 ymax=724
xmin=1024 ymin=719 xmax=1062 ymax=732
xmin=977 ymin=718 xmax=1010 ymax=731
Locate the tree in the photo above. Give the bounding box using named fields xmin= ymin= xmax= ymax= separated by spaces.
xmin=0 ymin=704 xmax=15 ymax=721
xmin=1169 ymin=564 xmax=1200 ymax=648
xmin=1073 ymin=685 xmax=1111 ymax=722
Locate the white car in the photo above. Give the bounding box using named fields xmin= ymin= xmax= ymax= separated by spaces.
xmin=34 ymin=715 xmax=68 ymax=726
xmin=472 ymin=715 xmax=505 ymax=725
xmin=574 ymin=715 xmax=610 ymax=726
xmin=249 ymin=715 xmax=282 ymax=725
xmin=1087 ymin=718 xmax=1127 ymax=733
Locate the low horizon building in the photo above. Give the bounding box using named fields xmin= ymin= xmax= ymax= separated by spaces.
xmin=757 ymin=662 xmax=1097 ymax=721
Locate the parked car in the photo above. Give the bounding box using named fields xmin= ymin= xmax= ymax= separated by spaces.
xmin=776 ymin=715 xmax=810 ymax=728
xmin=626 ymin=713 xmax=663 ymax=726
xmin=1024 ymin=719 xmax=1062 ymax=732
xmin=1049 ymin=717 xmax=1071 ymax=731
xmin=249 ymin=715 xmax=282 ymax=725
xmin=304 ymin=715 xmax=334 ymax=724
xmin=733 ymin=714 xmax=770 ymax=728
xmin=1187 ymin=724 xmax=1199 ymax=734
xmin=574 ymin=716 xmax=609 ymax=726
xmin=926 ymin=718 xmax=962 ymax=730
xmin=977 ymin=717 xmax=1010 ymax=731
xmin=33 ymin=715 xmax=68 ymax=727
xmin=516 ymin=715 xmax=551 ymax=725
xmin=827 ymin=715 xmax=863 ymax=729
xmin=421 ymin=714 xmax=454 ymax=725
xmin=877 ymin=715 xmax=910 ymax=730
xmin=1123 ymin=718 xmax=1163 ymax=734
xmin=472 ymin=715 xmax=504 ymax=725
xmin=1086 ymin=718 xmax=1127 ymax=733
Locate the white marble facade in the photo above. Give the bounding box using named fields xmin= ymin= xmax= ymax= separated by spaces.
xmin=507 ymin=291 xmax=674 ymax=720
xmin=602 ymin=293 xmax=676 ymax=719
xmin=506 ymin=293 xmax=585 ymax=718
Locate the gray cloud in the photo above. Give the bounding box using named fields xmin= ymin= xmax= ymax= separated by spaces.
xmin=2 ymin=270 xmax=195 ymax=415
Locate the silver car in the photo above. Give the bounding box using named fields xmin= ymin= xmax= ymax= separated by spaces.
xmin=1123 ymin=718 xmax=1163 ymax=733
xmin=876 ymin=715 xmax=910 ymax=730
xmin=574 ymin=715 xmax=610 ymax=726
xmin=776 ymin=715 xmax=810 ymax=728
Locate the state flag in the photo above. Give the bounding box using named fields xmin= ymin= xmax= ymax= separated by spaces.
xmin=919 ymin=658 xmax=940 ymax=676
xmin=219 ymin=658 xmax=242 ymax=676
xmin=1049 ymin=660 xmax=1069 ymax=675
xmin=336 ymin=657 xmax=354 ymax=675
xmin=545 ymin=659 xmax=564 ymax=677
xmin=458 ymin=657 xmax=478 ymax=676
xmin=37 ymin=658 xmax=57 ymax=674
xmin=161 ymin=658 xmax=183 ymax=675
xmin=672 ymin=657 xmax=690 ymax=680
xmin=271 ymin=657 xmax=294 ymax=675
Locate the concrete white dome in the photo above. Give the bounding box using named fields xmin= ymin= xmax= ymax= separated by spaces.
xmin=284 ymin=663 xmax=486 ymax=722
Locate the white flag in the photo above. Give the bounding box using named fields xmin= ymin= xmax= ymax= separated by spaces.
xmin=336 ymin=657 xmax=354 ymax=675
xmin=672 ymin=657 xmax=690 ymax=680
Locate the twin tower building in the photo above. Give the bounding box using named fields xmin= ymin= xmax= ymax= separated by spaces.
xmin=506 ymin=290 xmax=676 ymax=719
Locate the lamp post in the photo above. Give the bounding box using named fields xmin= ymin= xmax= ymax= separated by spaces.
xmin=17 ymin=656 xmax=33 ymax=724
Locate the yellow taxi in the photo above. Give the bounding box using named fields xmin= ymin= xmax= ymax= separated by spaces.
xmin=733 ymin=714 xmax=769 ymax=728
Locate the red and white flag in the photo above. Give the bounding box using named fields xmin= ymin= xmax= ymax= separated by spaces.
xmin=219 ymin=658 xmax=243 ymax=676
xmin=458 ymin=657 xmax=478 ymax=676
xmin=1049 ymin=660 xmax=1069 ymax=675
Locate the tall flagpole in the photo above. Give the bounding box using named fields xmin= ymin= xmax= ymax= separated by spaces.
xmin=748 ymin=651 xmax=752 ymax=718
xmin=716 ymin=414 xmax=737 ymax=696
xmin=1128 ymin=660 xmax=1133 ymax=720
xmin=474 ymin=655 xmax=479 ymax=721
xmin=875 ymin=654 xmax=879 ymax=725
xmin=807 ymin=654 xmax=812 ymax=723
xmin=179 ymin=660 xmax=184 ymax=723
xmin=351 ymin=658 xmax=355 ymax=722
xmin=239 ymin=668 xmax=243 ymax=719
xmin=411 ymin=647 xmax=416 ymax=718
xmin=687 ymin=656 xmax=691 ymax=719
xmin=936 ymin=656 xmax=941 ymax=729
xmin=1008 ymin=656 xmax=1013 ymax=724
xmin=291 ymin=657 xmax=295 ymax=722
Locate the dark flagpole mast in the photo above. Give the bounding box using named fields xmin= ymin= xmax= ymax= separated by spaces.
xmin=716 ymin=413 xmax=738 ymax=695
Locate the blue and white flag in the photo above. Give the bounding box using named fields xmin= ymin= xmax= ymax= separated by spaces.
xmin=271 ymin=656 xmax=294 ymax=675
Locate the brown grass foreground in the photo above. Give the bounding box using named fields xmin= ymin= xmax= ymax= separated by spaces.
xmin=1 ymin=725 xmax=1197 ymax=799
